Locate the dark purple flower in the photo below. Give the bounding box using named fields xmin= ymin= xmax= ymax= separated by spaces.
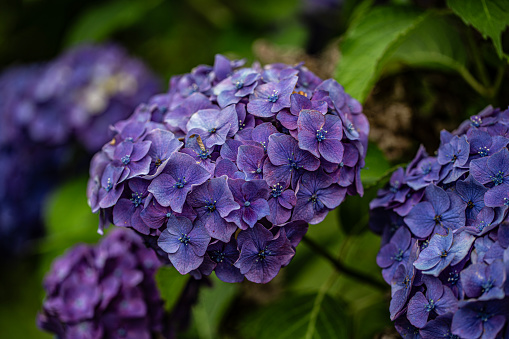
xmin=461 ymin=260 xmax=505 ymax=300
xmin=471 ymin=148 xmax=509 ymax=206
xmin=404 ymin=184 xmax=466 ymax=238
xmin=157 ymin=216 xmax=211 ymax=274
xmin=207 ymin=237 xmax=244 ymax=283
xmin=180 ymin=134 xmax=216 ymax=174
xmin=370 ymin=167 xmax=410 ymax=209
xmin=38 ymin=229 xmax=164 ymax=338
xmin=455 ymin=175 xmax=488 ymax=225
xmin=112 ymin=178 xmax=151 ymax=234
xmin=186 ymin=105 xmax=237 ymax=148
xmin=468 ymin=129 xmax=509 ymax=160
xmin=247 ymin=76 xmax=298 ymax=117
xmin=140 ymin=200 xmax=196 ymax=231
xmin=164 ymin=92 xmax=216 ymax=134
xmin=420 ymin=314 xmax=457 ymax=339
xmin=451 ymin=299 xmax=507 ymax=339
xmin=390 ymin=241 xmax=419 ymax=320
xmin=377 ymin=226 xmax=412 ymax=284
xmin=405 ymin=146 xmax=441 ymax=190
xmin=214 ymin=68 xmax=260 ymax=107
xmin=225 ymin=179 xmax=270 ymax=230
xmin=264 ymin=133 xmax=320 ymax=188
xmin=87 ymin=54 xmax=368 ymax=285
xmin=236 ymin=145 xmax=266 ymax=180
xmin=267 ymin=183 xmax=297 ymax=225
xmin=277 ymin=93 xmax=327 ymax=133
xmin=112 ymin=139 xmax=152 ymax=181
xmin=188 ymin=177 xmax=240 ymax=242
xmin=297 ymin=109 xmax=344 ymax=163
xmin=235 ymin=224 xmax=295 ymax=283
xmin=144 ymin=128 xmax=182 ymax=176
xmin=407 ymin=276 xmax=458 ymax=328
xmin=413 ymin=230 xmax=474 ymax=276
xmin=293 ymin=170 xmax=347 ymax=224
xmin=148 ymin=152 xmax=211 ymax=213
xmin=394 ymin=315 xmax=422 ymax=339
xmin=252 ymin=122 xmax=278 ymax=152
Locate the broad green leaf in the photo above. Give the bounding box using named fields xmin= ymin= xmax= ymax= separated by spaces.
xmin=41 ymin=176 xmax=99 ymax=252
xmin=447 ymin=0 xmax=509 ymax=59
xmin=188 ymin=275 xmax=238 ymax=339
xmin=383 ymin=14 xmax=468 ymax=72
xmin=338 ymin=185 xmax=378 ymax=236
xmin=360 ymin=142 xmax=391 ymax=186
xmin=155 ymin=266 xmax=189 ymax=311
xmin=241 ymin=292 xmax=350 ymax=339
xmin=65 ymin=0 xmax=162 ymax=46
xmin=335 ymin=6 xmax=428 ymax=103
xmin=286 ymin=209 xmax=343 ymax=291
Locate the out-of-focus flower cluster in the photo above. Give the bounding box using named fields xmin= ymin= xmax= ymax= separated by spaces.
xmin=0 ymin=44 xmax=160 ymax=151
xmin=87 ymin=54 xmax=369 ymax=284
xmin=38 ymin=228 xmax=164 ymax=339
xmin=370 ymin=106 xmax=509 ymax=338
xmin=0 ymin=44 xmax=160 ymax=256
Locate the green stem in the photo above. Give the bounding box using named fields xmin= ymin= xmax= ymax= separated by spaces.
xmin=302 ymin=236 xmax=387 ymax=291
xmin=466 ymin=29 xmax=490 ymax=87
xmin=457 ymin=66 xmax=492 ymax=98
xmin=491 ymin=66 xmax=505 ymax=98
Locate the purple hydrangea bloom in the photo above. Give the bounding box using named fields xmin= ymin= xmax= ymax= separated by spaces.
xmin=264 ymin=133 xmax=320 ymax=188
xmin=406 ymin=276 xmax=458 ymax=328
xmin=157 ymin=216 xmax=211 ymax=274
xmin=0 ymin=44 xmax=160 ymax=256
xmin=297 ymin=109 xmax=344 ymax=163
xmin=371 ymin=106 xmax=509 ymax=337
xmin=38 ymin=229 xmax=165 ymax=338
xmin=206 ymin=237 xmax=244 ymax=283
xmin=451 ymin=299 xmax=507 ymax=339
xmin=404 ymin=184 xmax=466 ymax=238
xmin=87 ymin=55 xmax=368 ymax=283
xmin=148 ymin=152 xmax=211 ymax=213
xmin=377 ymin=226 xmax=412 ymax=284
xmin=225 ymin=179 xmax=270 ymax=230
xmin=235 ymin=224 xmax=295 ymax=283
xmin=414 ymin=230 xmax=474 ymax=277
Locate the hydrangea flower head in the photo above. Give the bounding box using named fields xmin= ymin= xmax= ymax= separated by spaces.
xmin=38 ymin=229 xmax=165 ymax=338
xmin=87 ymin=55 xmax=369 ymax=284
xmin=0 ymin=44 xmax=160 ymax=257
xmin=371 ymin=106 xmax=509 ymax=338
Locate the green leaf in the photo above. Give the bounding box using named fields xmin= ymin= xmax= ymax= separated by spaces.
xmin=447 ymin=0 xmax=509 ymax=59
xmin=65 ymin=0 xmax=162 ymax=46
xmin=360 ymin=142 xmax=391 ymax=186
xmin=40 ymin=176 xmax=100 ymax=252
xmin=188 ymin=275 xmax=238 ymax=339
xmin=335 ymin=6 xmax=428 ymax=103
xmin=383 ymin=14 xmax=468 ymax=72
xmin=241 ymin=292 xmax=350 ymax=339
xmin=155 ymin=266 xmax=189 ymax=311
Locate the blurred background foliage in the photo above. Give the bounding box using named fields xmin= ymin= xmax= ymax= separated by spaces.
xmin=0 ymin=0 xmax=508 ymax=337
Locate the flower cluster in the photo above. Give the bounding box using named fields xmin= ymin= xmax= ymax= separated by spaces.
xmin=0 ymin=44 xmax=160 ymax=151
xmin=87 ymin=54 xmax=369 ymax=284
xmin=0 ymin=44 xmax=159 ymax=256
xmin=370 ymin=106 xmax=509 ymax=338
xmin=38 ymin=229 xmax=165 ymax=339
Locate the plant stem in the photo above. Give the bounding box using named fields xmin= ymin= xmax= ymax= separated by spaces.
xmin=457 ymin=66 xmax=492 ymax=98
xmin=302 ymin=236 xmax=387 ymax=291
xmin=466 ymin=29 xmax=490 ymax=87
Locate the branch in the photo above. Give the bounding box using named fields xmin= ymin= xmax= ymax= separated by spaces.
xmin=302 ymin=236 xmax=387 ymax=291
